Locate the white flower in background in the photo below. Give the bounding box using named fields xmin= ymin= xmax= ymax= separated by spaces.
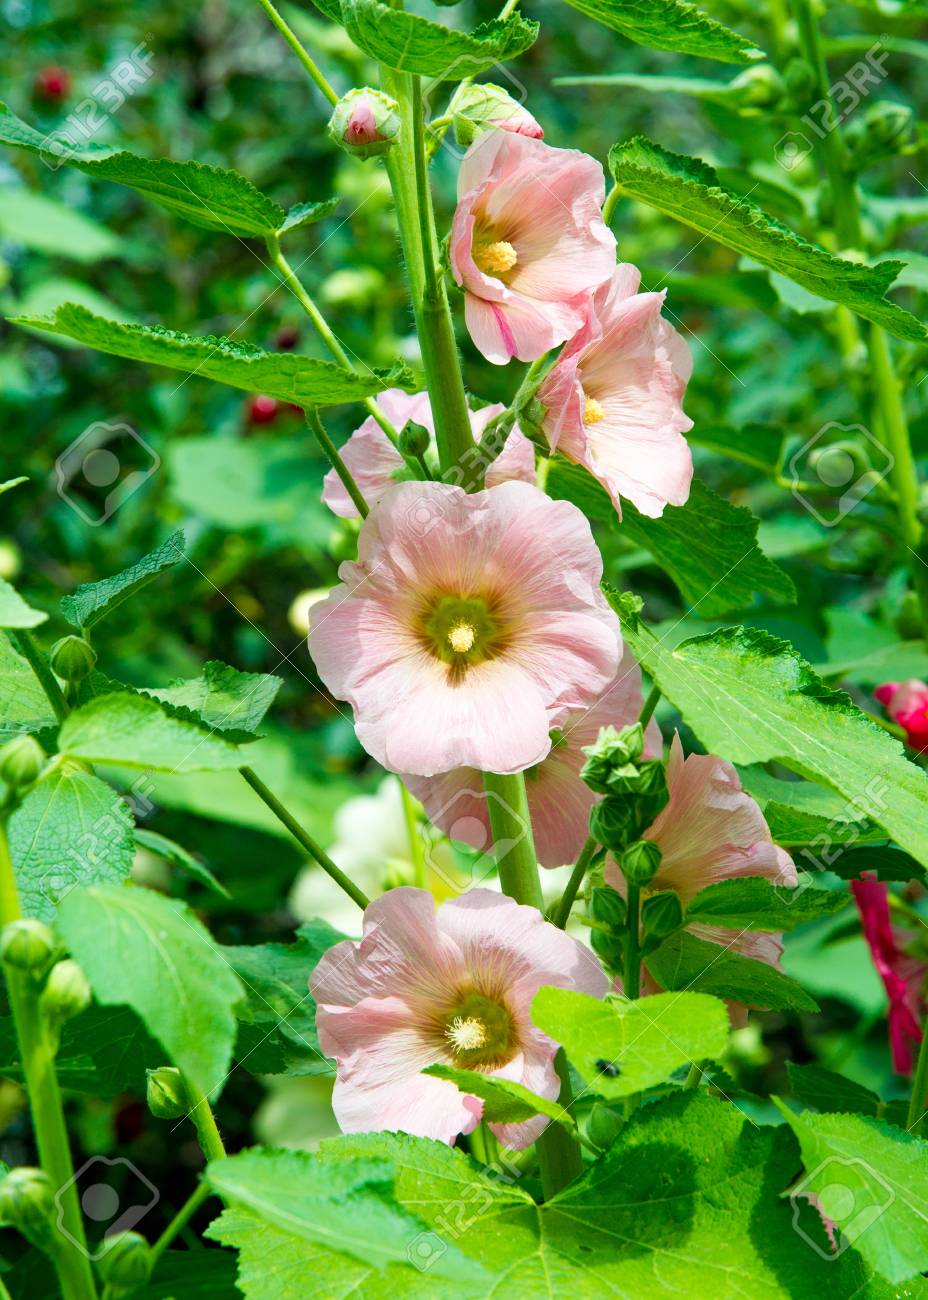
xmin=254 ymin=1076 xmax=341 ymax=1152
xmin=288 ymin=588 xmax=331 ymax=637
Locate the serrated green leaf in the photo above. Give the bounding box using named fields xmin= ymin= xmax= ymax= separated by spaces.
xmin=775 ymin=1103 xmax=928 ymax=1284
xmin=0 ymin=579 xmax=47 ymax=629
xmin=532 ymin=987 xmax=730 ymax=1098
xmin=8 ymin=304 xmax=411 ymax=406
xmin=7 ymin=764 xmax=135 ymax=922
xmin=134 ymin=828 xmax=230 ymax=899
xmin=423 ymin=1064 xmax=577 ymax=1130
xmin=609 ymin=137 xmax=927 ymax=343
xmin=646 ymin=929 xmax=820 ymax=1010
xmin=279 ymin=198 xmax=340 ymax=233
xmin=0 ymin=1005 xmax=163 ymax=1096
xmin=826 ymin=844 xmax=925 ymax=882
xmin=560 ymin=0 xmax=762 ymax=64
xmin=58 ymin=693 xmax=245 ymax=772
xmin=60 ymin=529 xmax=184 ymax=631
xmin=341 ymin=0 xmax=538 ymax=76
xmin=615 ymin=607 xmax=928 ymax=872
xmin=0 ymin=636 xmax=56 ymax=742
xmin=686 ymin=877 xmax=850 ymax=930
xmin=57 ymin=883 xmax=243 ymax=1099
xmin=762 ymin=802 xmax=888 ymax=849
xmin=147 ymin=661 xmax=282 ymax=741
xmin=786 ymin=1063 xmax=883 ymax=1118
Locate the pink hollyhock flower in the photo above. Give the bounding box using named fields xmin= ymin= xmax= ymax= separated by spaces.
xmin=538 ymin=264 xmax=693 ymax=518
xmin=851 ymin=874 xmax=926 ymax=1074
xmin=405 ymin=647 xmax=661 ymax=869
xmin=450 ymin=132 xmax=616 ymax=365
xmin=308 ymin=480 xmax=620 ymax=777
xmin=606 ymin=736 xmax=796 ymax=1021
xmin=311 ymin=887 xmax=607 ymax=1147
xmin=322 ymin=389 xmax=535 ymax=519
xmin=875 ymin=679 xmax=928 ymax=752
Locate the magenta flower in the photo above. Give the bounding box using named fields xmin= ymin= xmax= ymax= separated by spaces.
xmin=311 ymin=887 xmax=607 ymax=1147
xmin=321 ymin=388 xmax=535 ymax=519
xmin=308 ymin=480 xmax=621 ymax=777
xmin=875 ymin=679 xmax=928 ymax=752
xmin=450 ymin=132 xmax=616 ymax=365
xmin=538 ymin=264 xmax=693 ymax=518
xmin=851 ymin=874 xmax=926 ymax=1074
xmin=405 ymin=648 xmax=661 ymax=869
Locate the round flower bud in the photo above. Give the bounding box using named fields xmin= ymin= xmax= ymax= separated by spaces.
xmin=0 ymin=735 xmax=45 ymax=790
xmin=590 ymin=885 xmax=627 ymax=930
xmin=449 ymin=82 xmax=544 ymax=149
xmin=580 ymin=724 xmax=645 ymax=795
xmin=845 ymin=100 xmax=914 ymax=170
xmin=146 ymin=1066 xmax=189 ymax=1119
xmin=641 ymin=890 xmax=683 ymax=938
xmin=39 ymin=958 xmax=91 ymax=1027
xmin=588 ymin=1101 xmax=624 ymax=1148
xmin=619 ymin=839 xmax=662 ymax=889
xmin=97 ymin=1231 xmax=153 ymax=1290
xmin=49 ymin=634 xmax=97 ymax=683
xmin=0 ymin=1167 xmax=55 ymax=1248
xmin=0 ymin=919 xmax=55 ymax=974
xmin=728 ymin=64 xmax=784 ymax=112
xmin=328 ymin=88 xmax=400 ymax=160
xmin=589 ymin=796 xmax=635 ymax=852
xmin=590 ymin=925 xmax=623 ymax=971
xmin=398 ymin=419 xmax=431 ymax=460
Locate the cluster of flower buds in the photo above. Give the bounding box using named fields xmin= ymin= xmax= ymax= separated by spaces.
xmin=328 ymin=88 xmax=401 ymax=159
xmin=582 ymin=723 xmax=667 ymax=853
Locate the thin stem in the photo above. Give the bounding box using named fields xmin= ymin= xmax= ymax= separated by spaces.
xmin=400 ymin=783 xmax=427 ymax=889
xmin=907 ymin=1028 xmax=928 ymax=1135
xmin=602 ymin=183 xmax=623 ymax=228
xmin=623 ymin=884 xmax=641 ymax=1000
xmin=9 ymin=630 xmax=68 ymax=723
xmin=0 ymin=822 xmax=97 ymax=1300
xmin=149 ymin=1182 xmax=211 ymax=1267
xmin=638 ymin=685 xmax=660 ymax=730
xmin=253 ymin=0 xmax=339 ymax=105
xmin=304 ymin=410 xmax=369 ymax=519
xmin=411 ymin=76 xmax=440 ymax=304
xmin=551 ymin=837 xmax=596 ymax=929
xmin=240 ymin=767 xmax=370 ymax=909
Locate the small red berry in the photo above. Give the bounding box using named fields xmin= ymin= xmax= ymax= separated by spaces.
xmin=275 ymin=326 xmax=300 ymax=351
xmin=35 ymin=66 xmax=71 ymax=101
xmin=246 ymin=394 xmax=279 ymax=425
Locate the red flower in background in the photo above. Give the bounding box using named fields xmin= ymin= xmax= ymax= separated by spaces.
xmin=851 ymin=874 xmax=926 ymax=1074
xmin=874 ymin=679 xmax=928 ymax=752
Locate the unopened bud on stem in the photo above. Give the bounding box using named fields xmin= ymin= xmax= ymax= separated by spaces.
xmin=0 ymin=735 xmax=44 ymax=790
xmin=0 ymin=919 xmax=55 ymax=974
xmin=49 ymin=634 xmax=96 ymax=683
xmin=328 ymin=88 xmax=400 ymax=159
xmin=147 ymin=1065 xmax=189 ymax=1119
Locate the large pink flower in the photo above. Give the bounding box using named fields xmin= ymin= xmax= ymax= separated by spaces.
xmin=606 ymin=736 xmax=796 ymax=1019
xmin=322 ymin=389 xmax=535 ymax=519
xmin=405 ymin=648 xmax=661 ymax=869
xmin=852 ymin=874 xmax=926 ymax=1074
xmin=875 ymin=679 xmax=928 ymax=753
xmin=450 ymin=131 xmax=616 ymax=365
xmin=539 ymin=264 xmax=693 ymax=518
xmin=311 ymin=887 xmax=607 ymax=1147
xmin=308 ymin=480 xmax=620 ymax=777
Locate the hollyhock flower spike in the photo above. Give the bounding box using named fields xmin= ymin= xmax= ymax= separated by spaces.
xmin=874 ymin=678 xmax=928 ymax=752
xmin=309 ymin=479 xmax=620 ymax=776
xmin=851 ymin=874 xmax=926 ymax=1074
xmin=450 ymin=131 xmax=617 ymax=364
xmin=321 ymin=389 xmax=535 ymax=519
xmin=539 ymin=264 xmax=694 ymax=518
xmin=311 ymin=887 xmax=607 ymax=1147
xmin=405 ymin=647 xmax=661 ymax=869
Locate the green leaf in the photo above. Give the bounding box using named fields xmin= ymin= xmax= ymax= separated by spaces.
xmin=646 ymin=930 xmax=820 ymax=1010
xmin=133 ymin=1247 xmax=240 ymax=1299
xmin=57 ymin=883 xmax=243 ymax=1099
xmin=687 ymin=423 xmax=785 ymax=475
xmin=786 ymin=1063 xmax=882 ymax=1118
xmin=826 ymin=844 xmax=925 ymax=882
xmin=0 ymin=579 xmax=47 ymax=629
xmin=134 ymin=828 xmax=231 ymax=899
xmin=0 ymin=636 xmax=56 ymax=742
xmin=0 ymin=102 xmax=288 ymax=237
xmin=559 ymin=0 xmax=762 ymax=64
xmin=686 ymin=877 xmax=850 ymax=930
xmin=609 ymin=137 xmax=928 ymax=343
xmin=60 ymin=529 xmax=185 ymax=631
xmin=279 ymin=198 xmax=340 ymax=233
xmin=0 ymin=186 xmax=120 ymax=262
xmin=532 ymin=988 xmax=730 ymax=1097
xmin=147 ymin=661 xmax=282 ymax=742
xmin=58 ymin=693 xmax=246 ymax=772
xmin=8 ymin=764 xmax=135 ymax=922
xmin=205 ymin=1148 xmax=486 ymax=1287
xmin=0 ymin=477 xmax=28 ymax=496
xmin=423 ymin=1064 xmax=577 ymax=1131
xmin=615 ymin=607 xmax=928 ymax=872
xmin=775 ymin=1103 xmax=928 ymax=1284
xmin=341 ymin=0 xmax=538 ymax=76
xmin=8 ymin=304 xmax=412 ymax=407
xmin=0 ymin=1005 xmax=163 ymax=1096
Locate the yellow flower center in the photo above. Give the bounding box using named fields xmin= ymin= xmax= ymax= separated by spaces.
xmin=583 ymin=394 xmax=606 ymax=425
xmin=444 ymin=1016 xmax=487 ymax=1052
xmin=474 ymin=240 xmax=518 ymax=276
xmin=447 ymin=622 xmax=477 ymax=654
xmin=439 ymin=990 xmax=517 ymax=1068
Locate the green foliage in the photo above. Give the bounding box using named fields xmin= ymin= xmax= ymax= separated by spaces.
xmin=423 ymin=1064 xmax=577 ymax=1131
xmin=340 ymin=1 xmax=539 ymax=76
xmin=0 ymin=580 xmax=47 ymax=629
xmin=786 ymin=1063 xmax=885 ymax=1118
xmin=0 ymin=1005 xmax=163 ymax=1097
xmin=0 ymin=638 xmax=56 ymax=742
xmin=60 ymin=530 xmax=184 ymax=631
xmin=133 ymin=828 xmax=231 ymax=899
xmin=646 ymin=930 xmax=820 ymax=1010
xmin=57 ymin=693 xmax=246 ymax=771
xmin=559 ymin=0 xmax=763 ymax=65
xmin=147 ymin=661 xmax=282 ymax=741
xmin=685 ymin=878 xmax=851 ymax=929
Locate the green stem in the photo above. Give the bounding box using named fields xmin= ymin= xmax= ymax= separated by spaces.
xmin=253 ymin=0 xmax=339 ymax=105
xmin=149 ymin=1182 xmax=211 ymax=1268
xmin=638 ymin=685 xmax=660 ymax=730
xmin=240 ymin=767 xmax=370 ymax=909
xmin=907 ymin=1027 xmax=928 ymax=1134
xmin=0 ymin=823 xmax=97 ymax=1300
xmin=9 ymin=631 xmax=68 ymax=723
xmin=400 ymin=783 xmax=427 ymax=889
xmin=411 ymin=77 xmax=440 ymax=305
xmin=551 ymin=836 xmax=596 ymax=929
xmin=623 ymin=884 xmax=641 ymax=999
xmin=189 ymin=1093 xmax=227 ymax=1165
xmin=304 ymin=410 xmax=369 ymax=519
xmin=602 ymin=183 xmax=623 ymax=228
xmin=684 ymin=1061 xmax=704 ymax=1089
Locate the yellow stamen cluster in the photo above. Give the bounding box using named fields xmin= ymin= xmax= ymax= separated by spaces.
xmin=474 ymin=240 xmax=518 ymax=277
xmin=445 ymin=1016 xmax=487 ymax=1052
xmin=448 ymin=622 xmax=476 ymax=654
xmin=583 ymin=395 xmax=606 ymax=425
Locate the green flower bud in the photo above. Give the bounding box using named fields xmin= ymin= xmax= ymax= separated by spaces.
xmin=783 ymin=57 xmax=815 ymax=101
xmin=641 ymin=889 xmax=683 ymax=938
xmin=590 ymin=925 xmax=624 ymax=971
xmin=0 ymin=734 xmax=44 ymax=790
xmin=0 ymin=1167 xmax=55 ymax=1248
xmin=590 ymin=885 xmax=627 ymax=930
xmin=588 ymin=1101 xmax=624 ymax=1148
xmin=328 ymin=88 xmax=400 ymax=160
xmin=146 ymin=1066 xmax=189 ymax=1119
xmin=728 ymin=64 xmax=785 ymax=112
xmin=448 ymin=82 xmax=544 ymax=149
xmin=588 ymin=796 xmax=635 ymax=851
xmin=398 ymin=419 xmax=431 ymax=460
xmin=39 ymin=958 xmax=91 ymax=1031
xmin=580 ymin=724 xmax=645 ymax=795
xmin=0 ymin=919 xmax=55 ymax=974
xmin=49 ymin=634 xmax=97 ymax=683
xmin=97 ymin=1231 xmax=153 ymax=1291
xmin=619 ymin=839 xmax=662 ymax=889
xmin=845 ymin=100 xmax=914 ymax=170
